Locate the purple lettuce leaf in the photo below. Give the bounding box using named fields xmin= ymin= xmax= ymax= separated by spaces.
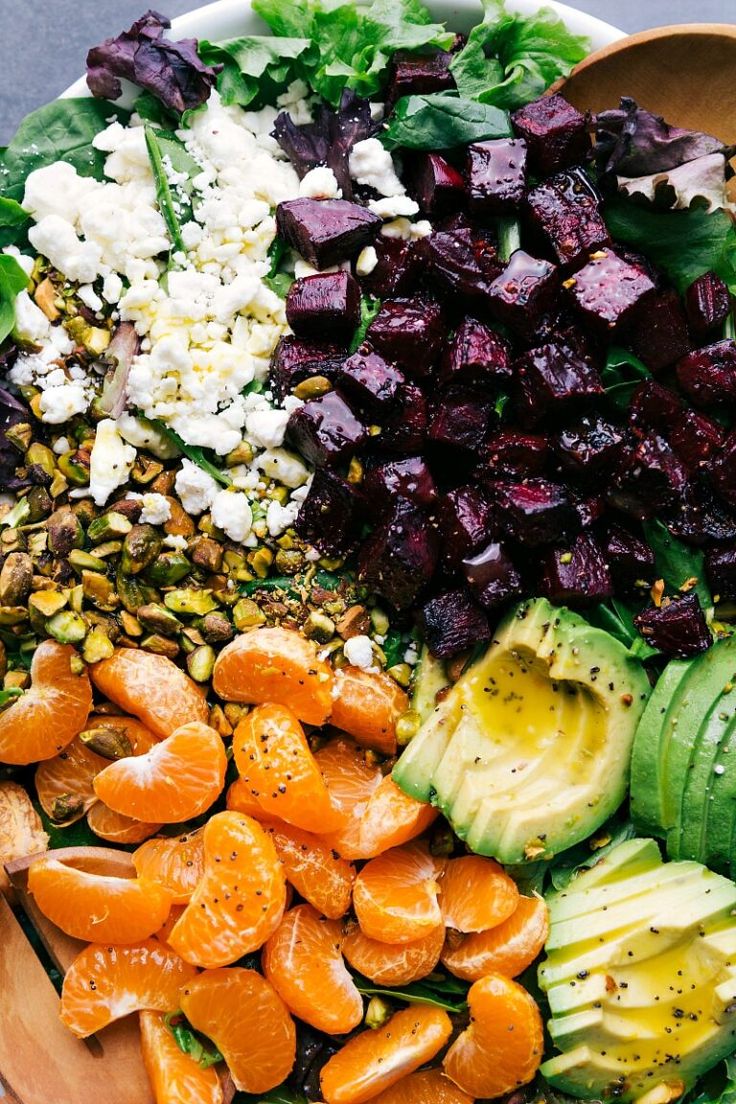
xmin=0 ymin=375 xmax=29 ymax=485
xmin=594 ymin=97 xmax=726 ymax=177
xmin=86 ymin=10 xmax=220 ymax=117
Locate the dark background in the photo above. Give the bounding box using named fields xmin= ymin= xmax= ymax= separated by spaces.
xmin=1 ymin=0 xmax=734 ymax=144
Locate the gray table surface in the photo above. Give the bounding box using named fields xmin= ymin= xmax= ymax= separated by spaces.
xmin=0 ymin=0 xmax=734 ymax=145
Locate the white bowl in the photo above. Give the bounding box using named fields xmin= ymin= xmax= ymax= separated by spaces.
xmin=64 ymin=0 xmax=624 ymax=100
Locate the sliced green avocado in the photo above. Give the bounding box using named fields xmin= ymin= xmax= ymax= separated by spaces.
xmin=629 ymin=659 xmax=692 ymax=834
xmin=540 ymin=838 xmax=736 ymax=1102
xmin=680 ymin=699 xmax=736 ymax=867
xmin=393 ymin=598 xmax=651 ymax=864
xmin=410 ymin=645 xmax=450 ymax=725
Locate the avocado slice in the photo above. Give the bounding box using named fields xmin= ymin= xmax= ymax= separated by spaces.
xmin=410 ymin=645 xmax=450 ymax=725
xmin=393 ymin=598 xmax=651 ymax=863
xmin=680 ymin=696 xmax=736 ymax=868
xmin=540 ymin=839 xmax=736 ymax=1101
xmin=629 ymin=659 xmax=692 ymax=834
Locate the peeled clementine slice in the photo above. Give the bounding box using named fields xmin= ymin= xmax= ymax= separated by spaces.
xmin=60 ymin=940 xmax=197 ymax=1038
xmin=342 ymin=921 xmax=445 ymax=986
xmin=368 ymin=1069 xmax=473 ymax=1104
xmin=133 ymin=830 xmax=205 ymax=905
xmin=212 ymin=626 xmax=334 ymax=725
xmin=0 ymin=641 xmax=92 ymax=765
xmin=168 ymin=811 xmax=286 ymax=968
xmin=262 ymin=904 xmax=363 ymax=1034
xmin=86 ymin=801 xmax=162 ymax=844
xmin=442 ymin=894 xmax=549 ymax=981
xmin=331 ymin=667 xmax=408 ymax=756
xmin=90 ymin=648 xmax=208 ymax=737
xmin=140 ymin=1009 xmax=223 ymax=1104
xmin=352 ymin=842 xmax=445 ymax=944
xmin=180 ymin=968 xmax=295 ymax=1094
xmin=35 ymin=737 xmax=107 ymax=824
xmin=439 ymin=855 xmax=519 ymax=933
xmin=93 ymin=722 xmax=227 ymax=823
xmin=225 ymin=777 xmax=263 ymax=817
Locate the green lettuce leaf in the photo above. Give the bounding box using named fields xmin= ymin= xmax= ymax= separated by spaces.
xmin=0 ymin=197 xmax=30 ymax=249
xmin=643 ymin=518 xmax=713 ymax=614
xmin=382 ymin=93 xmax=512 ymax=150
xmin=0 ymin=253 xmax=30 ymax=344
xmin=198 ymin=36 xmax=313 ymax=108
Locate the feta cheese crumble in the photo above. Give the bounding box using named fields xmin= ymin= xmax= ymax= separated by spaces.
xmin=174 ymin=459 xmax=220 ymax=515
xmin=349 ymin=138 xmax=405 ymax=197
xmin=343 ymin=635 xmax=375 ymax=669
xmin=211 ymin=489 xmax=253 ymax=542
xmin=88 ymin=419 xmax=137 ymax=506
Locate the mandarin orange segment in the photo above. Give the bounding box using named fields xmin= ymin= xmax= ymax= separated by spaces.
xmin=28 ymin=855 xmax=172 ymax=943
xmin=0 ymin=641 xmax=92 ymax=765
xmin=320 ymin=1005 xmax=453 ymax=1104
xmin=330 ymin=667 xmax=408 ymax=756
xmin=154 ymin=904 xmax=187 ymax=945
xmin=91 ymin=714 xmax=161 ymax=755
xmin=233 ymin=704 xmax=342 ymax=833
xmin=212 ymin=626 xmax=334 ymax=725
xmin=86 ymin=801 xmax=163 ymax=844
xmin=225 ymin=777 xmax=264 ymax=817
xmin=180 ymin=967 xmax=296 ymax=1094
xmin=441 ymin=894 xmax=550 ymax=982
xmin=35 ymin=737 xmax=108 ymax=824
xmin=60 ymin=939 xmax=197 ymax=1038
xmin=168 ymin=811 xmax=286 ymax=968
xmin=133 ymin=830 xmax=205 ymax=905
xmin=90 ymin=648 xmax=208 ymax=738
xmin=140 ymin=1010 xmax=224 ymax=1104
xmin=367 ymin=1069 xmax=473 ymax=1104
xmin=342 ymin=921 xmax=444 ymax=986
xmin=443 ymin=973 xmax=544 ymax=1098
xmin=262 ymin=904 xmax=363 ymax=1035
xmin=315 ymin=738 xmax=382 ymax=858
xmin=260 ymin=819 xmax=355 ymax=920
xmin=439 ymin=855 xmax=519 ymax=933
xmin=353 ymin=776 xmax=438 ymax=861
xmin=93 ymin=722 xmax=227 ymax=823
xmin=352 ymin=842 xmax=445 ymax=944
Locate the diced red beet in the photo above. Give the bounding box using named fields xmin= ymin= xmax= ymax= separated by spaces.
xmin=375 ymin=383 xmax=428 ymax=455
xmin=276 ymin=198 xmax=381 ymax=268
xmin=428 ymin=386 xmax=494 ymax=452
xmin=294 ymin=468 xmax=362 ymax=557
xmin=634 ymin=593 xmax=711 ymax=657
xmin=366 ymin=297 xmax=445 ymax=379
xmin=573 ymin=491 xmax=606 ymax=528
xmin=515 ymin=342 xmax=604 ymax=427
xmin=611 ymin=434 xmax=689 ymax=517
xmin=568 ymin=249 xmax=656 ymax=333
xmin=286 ymin=390 xmax=367 ymax=466
xmin=337 ymin=349 xmax=406 ymax=415
xmin=362 ymin=457 xmax=437 ymax=514
xmin=487 ymin=250 xmax=558 ymax=335
xmin=525 ymin=169 xmax=610 ymax=269
xmin=601 ymin=523 xmax=656 ymax=593
xmin=466 ymin=138 xmax=528 ymax=216
xmin=685 ymin=272 xmax=731 ymax=339
xmin=669 ymin=409 xmax=725 ymax=473
xmin=709 ymin=431 xmax=736 ymax=509
xmin=490 ymin=478 xmax=578 ymax=546
xmin=462 ymin=541 xmax=523 ymax=610
xmin=359 ymin=237 xmax=421 ymax=299
xmin=269 ymin=336 xmax=346 ymax=402
xmin=436 ymin=485 xmax=497 ymax=568
xmin=386 ymin=49 xmax=456 ymax=106
xmin=555 ymin=415 xmax=625 ymax=479
xmin=676 ymin=340 xmax=736 ymax=407
xmin=540 ymin=533 xmax=613 ymax=606
xmin=706 ymin=547 xmax=736 ymax=601
xmin=627 ymin=290 xmax=691 ymax=374
xmin=285 ymin=271 xmax=361 ymax=342
xmin=511 ymin=93 xmax=589 ymax=175
xmin=421 ymin=227 xmax=503 ymax=306
xmin=440 ymin=317 xmax=512 ymax=387
xmin=527 ymin=307 xmax=600 ymax=364
xmin=358 ymin=497 xmax=439 ymax=610
xmin=665 ymin=484 xmax=736 ymax=545
xmin=629 ymin=380 xmax=684 ymax=431
xmin=479 ymin=431 xmax=551 ymax=480
xmin=419 ymin=589 xmax=491 ymax=658
xmin=407 ymin=152 xmax=465 ymax=216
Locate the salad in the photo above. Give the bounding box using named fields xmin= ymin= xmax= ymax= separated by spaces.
xmin=1 ymin=1 xmax=736 ymax=1102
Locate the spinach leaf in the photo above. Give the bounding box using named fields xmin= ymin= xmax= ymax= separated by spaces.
xmin=688 ymin=1057 xmax=736 ymax=1104
xmin=263 ymin=238 xmax=294 ymax=299
xmin=643 ymin=518 xmax=713 ymax=613
xmin=164 ymin=1013 xmax=223 ymax=1069
xmin=36 ymin=804 xmax=101 ymax=850
xmin=144 ymin=127 xmax=186 ymax=254
xmin=350 ymin=294 xmax=382 ymax=352
xmin=450 ymin=0 xmax=588 ymax=110
xmin=585 ymin=599 xmax=660 ymax=659
xmin=133 ymin=91 xmax=179 ymax=129
xmin=0 ymin=99 xmax=130 ymax=203
xmin=352 ymin=973 xmax=469 ymax=1012
xmin=0 ymin=687 xmax=22 ymax=709
xmin=601 ymin=346 xmax=651 ymax=411
xmin=0 ymin=253 xmax=30 ymax=344
xmin=0 ymin=197 xmax=30 ymax=249
xmin=382 ymin=94 xmax=512 ymax=151
xmin=148 ymin=420 xmax=232 ymax=487
xmin=382 ymin=629 xmax=405 ymax=667
xmin=548 ymin=814 xmax=637 ymax=891
xmin=199 ymin=36 xmax=313 ymax=109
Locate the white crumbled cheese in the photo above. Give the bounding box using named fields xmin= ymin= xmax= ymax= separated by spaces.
xmin=164 ymin=533 xmax=189 ymax=551
xmin=28 ymin=215 xmax=104 ymax=285
xmin=410 ymin=220 xmax=433 ymax=240
xmin=255 ymin=448 xmax=310 ymax=488
xmin=88 ymin=418 xmax=136 ymax=506
xmin=136 ymin=493 xmax=172 ymax=526
xmin=343 ymin=635 xmax=374 ymax=669
xmin=174 ymin=458 xmax=219 ymax=515
xmin=115 ymin=413 xmax=180 ymax=459
xmin=349 ymin=138 xmax=405 ymax=197
xmin=39 ymin=383 xmax=90 ymax=424
xmin=404 ymin=642 xmax=420 ymax=666
xmin=368 ymin=195 xmax=420 ymax=220
xmin=52 ymin=436 xmax=70 ymax=455
xmin=381 ymin=217 xmax=413 ymax=240
xmin=13 ymin=290 xmax=50 ymax=343
xmin=299 ymin=166 xmax=341 ymax=199
xmin=211 ymin=489 xmax=253 ymax=542
xmin=3 ymin=246 xmax=34 ymax=277
xmin=276 ymin=80 xmax=313 ymax=126
xmin=78 ymin=284 xmax=104 ymax=312
xmin=293 ymin=258 xmax=340 ymax=279
xmin=244 ymin=398 xmax=290 ymax=450
xmin=266 ymin=497 xmax=300 ymax=538
xmin=23 ymin=161 xmax=98 ymax=223
xmin=102 ymin=273 xmax=124 ymax=304
xmin=356 ymin=246 xmax=379 ymax=276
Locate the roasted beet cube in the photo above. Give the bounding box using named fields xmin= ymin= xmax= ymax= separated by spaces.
xmin=428 ymin=386 xmax=494 ymax=453
xmin=709 ymin=431 xmax=736 ymax=509
xmin=490 ymin=478 xmax=578 ymax=546
xmin=526 ymin=169 xmax=609 ymax=269
xmin=628 ymin=290 xmax=691 ymax=374
xmin=337 ymin=349 xmax=405 ymax=415
xmin=436 ymin=485 xmax=497 ymax=568
xmin=555 ymin=415 xmax=625 ymax=479
xmin=573 ymin=491 xmax=606 ymax=528
xmin=601 ymin=523 xmax=656 ymax=593
xmin=422 ymin=228 xmax=503 ymax=306
xmin=516 ymin=343 xmax=603 ymax=427
xmin=540 ymin=533 xmax=613 ymax=607
xmin=466 ymin=139 xmax=528 ymax=216
xmin=285 ymin=271 xmax=361 ymax=342
xmin=358 ymin=497 xmax=439 ymax=610
xmin=611 ymin=434 xmax=689 ymax=517
xmin=419 ymin=589 xmax=491 ymax=659
xmin=287 ymin=391 xmax=367 ymax=466
xmin=269 ymin=336 xmax=346 ymax=402
xmin=706 ymin=547 xmax=736 ymax=601
xmin=511 ymin=93 xmax=589 ymax=175
xmin=363 ymin=457 xmax=437 ymax=515
xmin=440 ymin=317 xmax=512 ymax=388
xmin=386 ymin=48 xmax=455 ymax=106
xmin=669 ymin=410 xmax=724 ymax=473
xmin=360 ymin=237 xmax=420 ymax=299
xmin=276 ymin=198 xmax=381 ymax=269
xmin=295 ymin=468 xmax=361 ymax=557
xmin=407 ymin=153 xmax=465 ymax=215
xmin=487 ymin=250 xmax=558 ymax=335
xmin=685 ymin=272 xmax=731 ymax=339
xmin=375 ymin=383 xmax=428 ymax=455
xmin=462 ymin=541 xmax=523 ymax=610
xmin=366 ymin=297 xmax=445 ymax=379
xmin=676 ymin=340 xmax=736 ymax=407
xmin=635 ymin=593 xmax=711 ymax=657
xmin=666 ymin=484 xmax=736 ymax=546
xmin=629 ymin=380 xmax=684 ymax=431
xmin=479 ymin=431 xmax=551 ymax=480
xmin=569 ymin=249 xmax=656 ymax=333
